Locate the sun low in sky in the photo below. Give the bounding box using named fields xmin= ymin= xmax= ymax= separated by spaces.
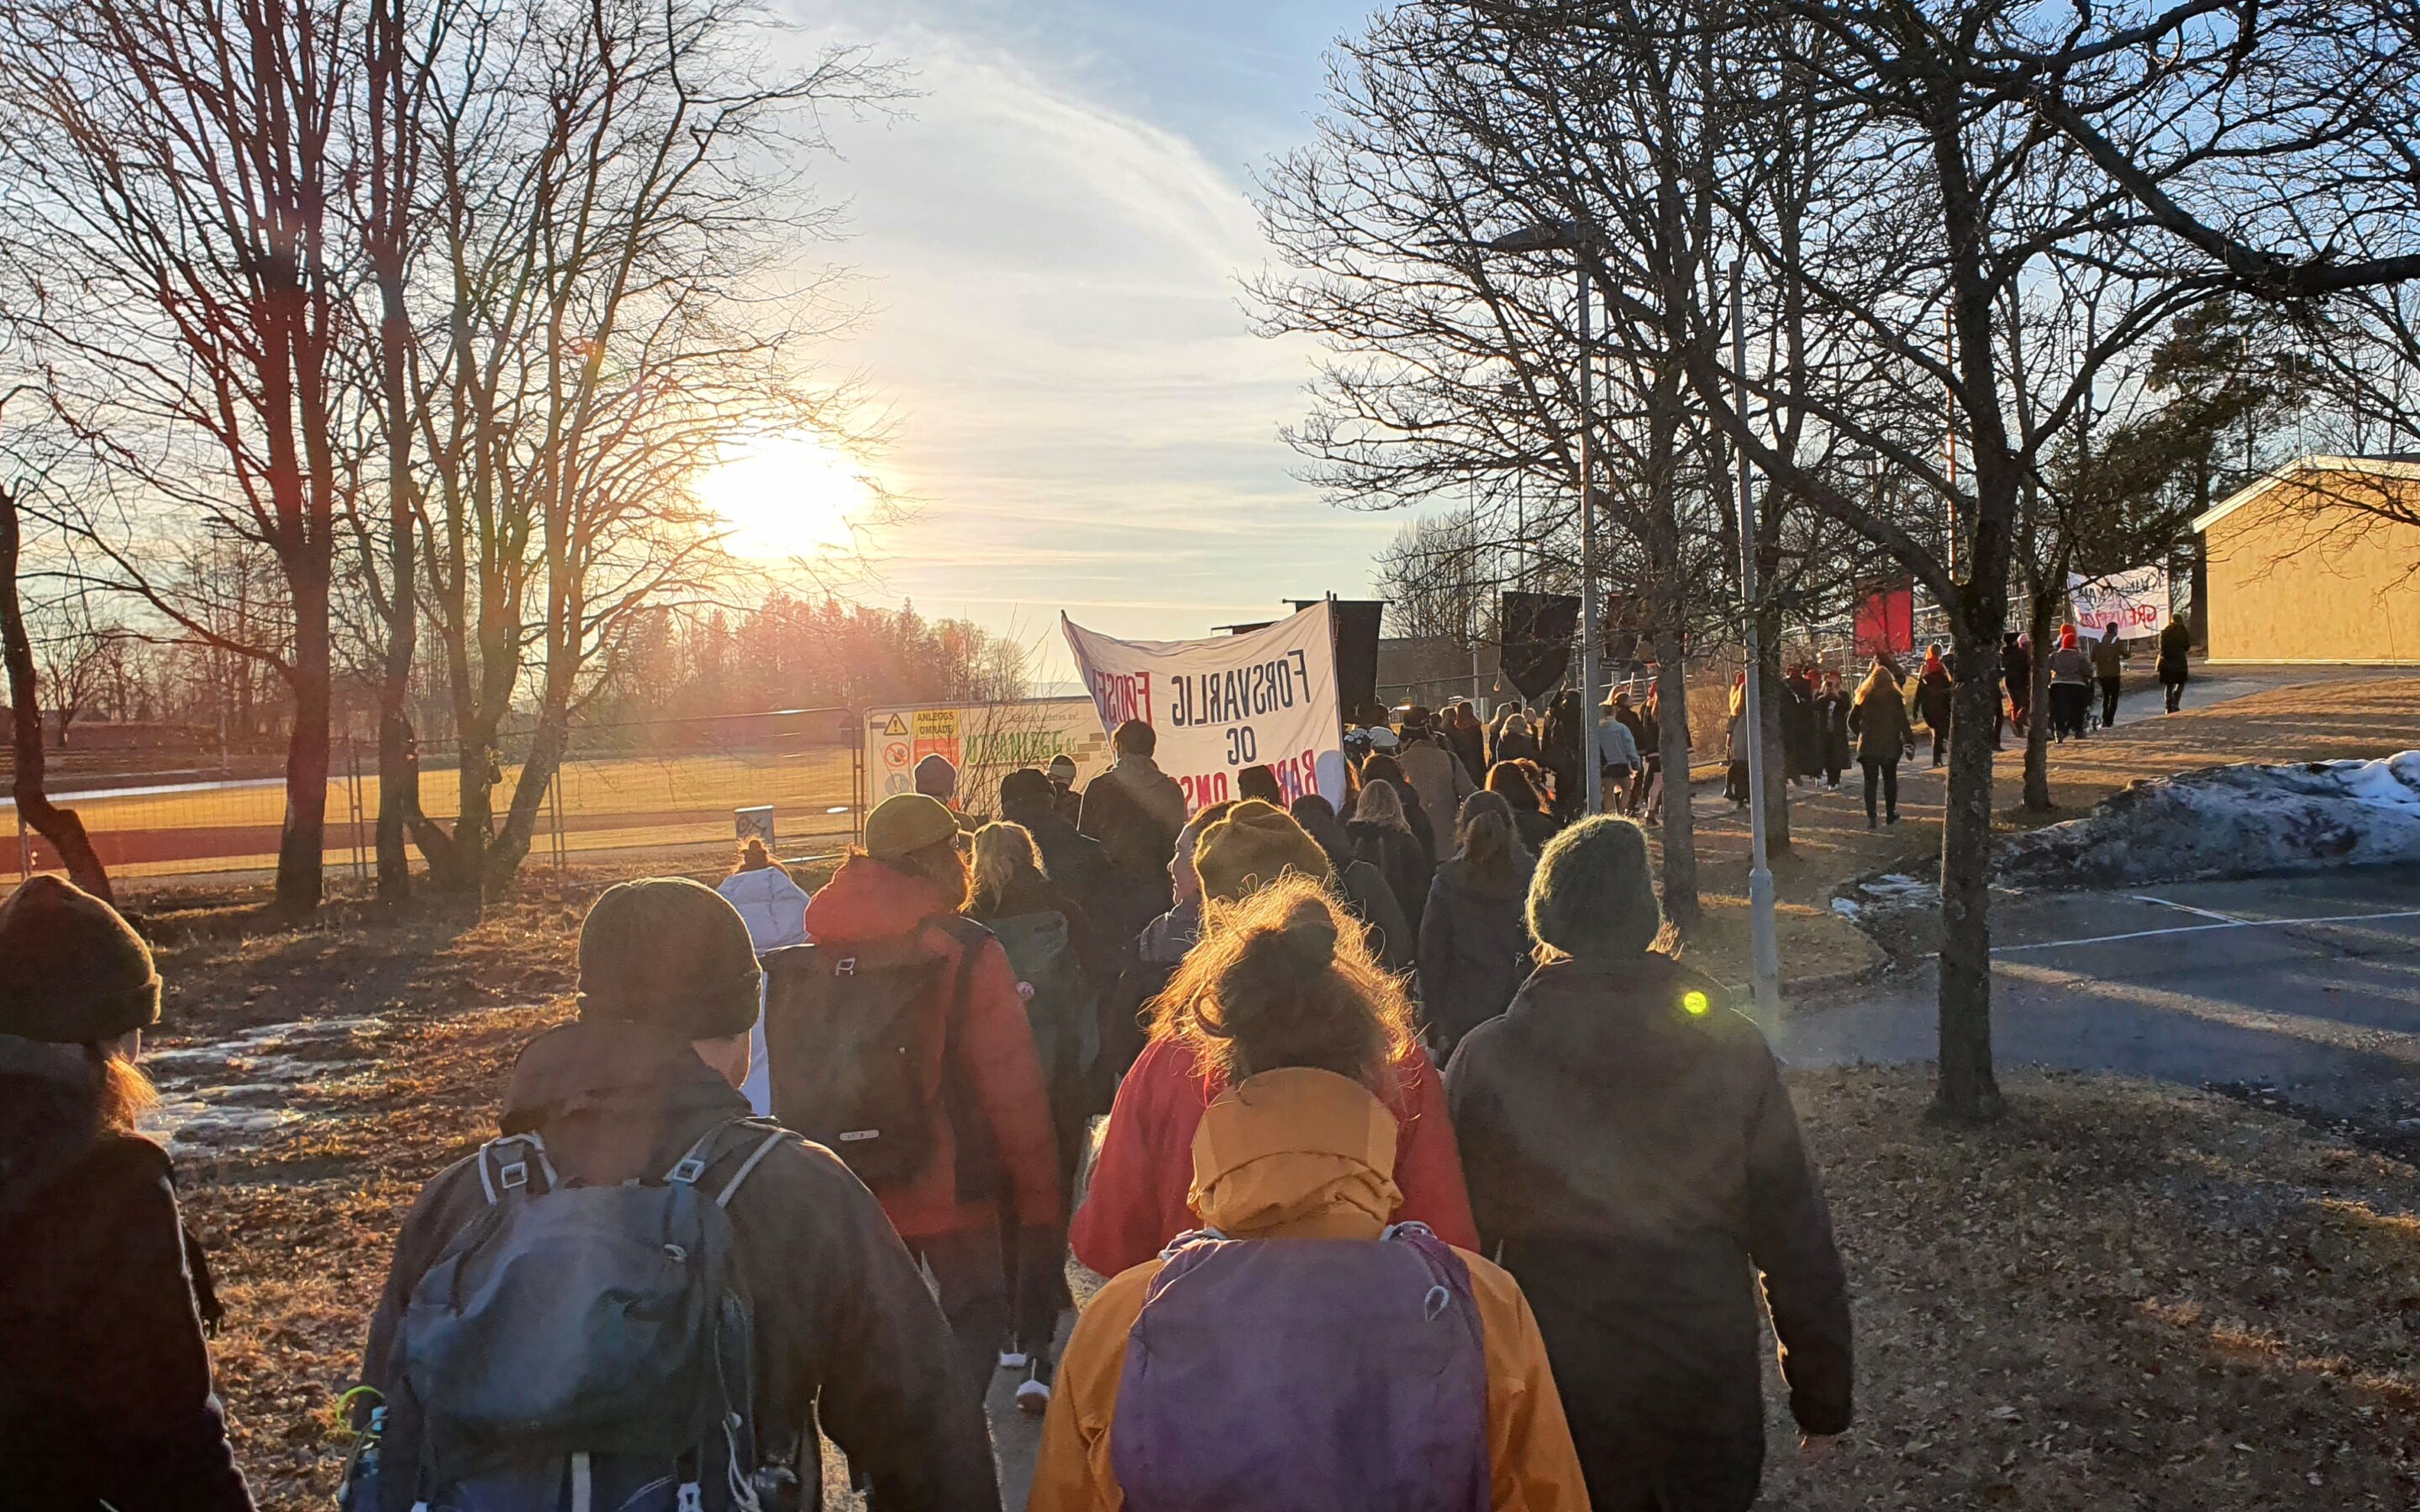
xmin=695 ymin=429 xmax=878 ymax=560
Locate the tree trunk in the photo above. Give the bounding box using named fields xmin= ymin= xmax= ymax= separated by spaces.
xmin=2022 ymin=586 xmax=2058 ymax=811
xmin=1654 ymin=633 xmax=1700 ymax=929
xmin=1934 ymin=617 xmax=2006 ymax=1121
xmin=483 ymin=709 xmax=569 ymax=891
xmin=368 ymin=0 xmax=417 ymax=904
xmin=0 ymin=490 xmax=111 ymax=901
xmin=275 ymin=571 xmax=332 ymax=912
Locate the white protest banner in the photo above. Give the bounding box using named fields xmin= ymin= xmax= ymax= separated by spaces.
xmin=2069 ymin=565 xmax=2171 ymax=639
xmin=863 ymin=697 xmax=1113 ymax=810
xmin=1062 ymin=602 xmax=1347 ymax=814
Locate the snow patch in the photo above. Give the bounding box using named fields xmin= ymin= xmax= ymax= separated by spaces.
xmin=1998 ymin=752 xmax=2420 ymax=890
xmin=140 ymin=1014 xmax=387 ymax=1154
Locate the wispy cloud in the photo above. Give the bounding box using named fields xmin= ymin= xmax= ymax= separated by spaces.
xmin=771 ymin=1 xmax=1403 ymax=668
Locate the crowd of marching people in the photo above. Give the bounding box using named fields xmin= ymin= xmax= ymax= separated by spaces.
xmin=6 ymin=701 xmax=1858 ymax=1512
xmin=3 ymin=618 xmax=2209 ymax=1510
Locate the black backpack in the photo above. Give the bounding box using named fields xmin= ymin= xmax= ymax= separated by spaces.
xmin=760 ymin=919 xmax=985 ymax=1189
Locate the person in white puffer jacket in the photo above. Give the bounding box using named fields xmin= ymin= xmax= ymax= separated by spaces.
xmin=716 ymin=837 xmax=811 ymax=1112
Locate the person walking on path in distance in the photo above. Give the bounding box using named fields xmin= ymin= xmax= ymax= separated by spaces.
xmin=786 ymin=794 xmax=1064 ymax=1393
xmin=1486 ymin=759 xmax=1561 ymax=853
xmin=1597 ymin=696 xmax=1641 ymax=816
xmin=718 ymin=837 xmax=811 ymax=1115
xmin=1847 ymin=658 xmax=1911 ymax=827
xmin=1032 ymin=876 xmax=1588 ymax=1512
xmin=1046 ymin=752 xmax=1085 ymax=823
xmin=0 ymin=875 xmax=256 ymax=1512
xmin=1399 ymin=706 xmax=1479 ymax=854
xmin=2003 ymin=632 xmax=2033 ymax=734
xmin=1419 ymin=791 xmax=1538 ymax=1062
xmin=2156 ymin=614 xmax=2191 ymax=712
xmin=2091 ymin=622 xmax=2126 ymax=728
xmin=1723 ymin=675 xmax=1749 ymax=808
xmin=1292 ymin=792 xmax=1416 ymax=973
xmin=1445 ymin=818 xmax=1853 ymax=1512
xmin=1916 ymin=646 xmax=1954 ymax=768
xmin=1348 ymin=776 xmax=1439 ymax=938
xmin=1069 ymin=800 xmax=1478 ymax=1278
xmin=353 ymin=874 xmax=997 ymax=1510
xmin=1814 ymin=669 xmax=1851 ymax=789
xmin=2047 ymin=624 xmax=2093 ymax=740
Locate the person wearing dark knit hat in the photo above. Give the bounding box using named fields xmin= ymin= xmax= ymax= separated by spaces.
xmin=1444 ymin=818 xmax=1853 ymax=1512
xmin=1192 ymin=798 xmax=1332 ymax=905
xmin=354 ymin=872 xmax=1004 ymax=1509
xmin=792 ymin=791 xmax=1064 ymax=1393
xmin=0 ymin=875 xmax=255 ymax=1512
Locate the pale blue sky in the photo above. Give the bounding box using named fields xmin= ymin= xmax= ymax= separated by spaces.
xmin=768 ymin=0 xmax=1400 ymax=671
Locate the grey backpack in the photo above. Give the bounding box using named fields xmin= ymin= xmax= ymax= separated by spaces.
xmin=395 ymin=1118 xmax=789 ymax=1512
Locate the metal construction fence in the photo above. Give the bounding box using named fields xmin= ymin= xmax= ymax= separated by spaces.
xmin=1 ymin=707 xmax=870 ymax=890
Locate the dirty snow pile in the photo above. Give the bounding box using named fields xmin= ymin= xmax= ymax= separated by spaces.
xmin=1998 ymin=751 xmax=2420 ymax=889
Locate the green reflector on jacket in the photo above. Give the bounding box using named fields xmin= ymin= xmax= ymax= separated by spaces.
xmin=1682 ymin=990 xmax=1710 ymax=1017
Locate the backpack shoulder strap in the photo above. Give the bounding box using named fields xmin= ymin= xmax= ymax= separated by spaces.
xmin=473 ymin=1131 xmax=558 ymax=1205
xmin=661 ymin=1116 xmax=797 ymax=1210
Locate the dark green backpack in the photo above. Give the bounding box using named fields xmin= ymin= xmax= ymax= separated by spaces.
xmin=984 ymin=910 xmax=1097 ymax=1091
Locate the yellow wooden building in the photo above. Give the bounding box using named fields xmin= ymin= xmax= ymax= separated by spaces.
xmin=2191 ymin=456 xmax=2420 ymax=664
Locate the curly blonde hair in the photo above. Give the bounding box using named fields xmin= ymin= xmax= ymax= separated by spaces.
xmin=1149 ymin=874 xmax=1413 ymax=1091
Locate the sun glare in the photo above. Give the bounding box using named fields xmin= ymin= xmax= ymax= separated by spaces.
xmin=696 ymin=430 xmax=875 ymax=559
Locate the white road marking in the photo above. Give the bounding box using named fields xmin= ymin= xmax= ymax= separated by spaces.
xmin=2129 ymin=893 xmax=2244 ymax=924
xmin=1989 ymin=908 xmax=2420 ymax=955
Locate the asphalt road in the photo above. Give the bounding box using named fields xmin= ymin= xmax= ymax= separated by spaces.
xmin=1781 ymin=864 xmax=2420 ymax=1126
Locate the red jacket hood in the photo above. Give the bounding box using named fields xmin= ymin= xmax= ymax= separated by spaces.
xmin=804 ymin=854 xmax=955 ymax=942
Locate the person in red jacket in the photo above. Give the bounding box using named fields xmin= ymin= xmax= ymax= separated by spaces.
xmin=1067 ymin=799 xmax=1477 ymax=1277
xmin=802 ymin=793 xmax=1063 ymax=1392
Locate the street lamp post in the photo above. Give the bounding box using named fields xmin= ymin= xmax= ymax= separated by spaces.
xmin=1729 ymin=265 xmax=1782 ymax=1034
xmin=1486 ymin=221 xmax=1602 ymax=815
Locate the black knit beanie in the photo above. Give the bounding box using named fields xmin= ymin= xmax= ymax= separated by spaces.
xmin=576 ymin=877 xmax=761 ymax=1040
xmin=0 ymin=875 xmax=160 ymax=1044
xmin=1528 ymin=816 xmax=1663 ymax=963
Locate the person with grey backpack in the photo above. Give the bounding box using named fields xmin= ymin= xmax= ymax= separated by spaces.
xmin=345 ymin=877 xmax=997 ymax=1512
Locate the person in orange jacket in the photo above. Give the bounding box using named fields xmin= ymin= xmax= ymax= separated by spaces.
xmin=1066 ymin=800 xmax=1478 ymax=1278
xmin=800 ymin=794 xmax=1061 ymax=1392
xmin=1031 ymin=876 xmax=1586 ymax=1512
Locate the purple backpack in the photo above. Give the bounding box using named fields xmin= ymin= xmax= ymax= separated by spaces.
xmin=1110 ymin=1223 xmax=1491 ymax=1512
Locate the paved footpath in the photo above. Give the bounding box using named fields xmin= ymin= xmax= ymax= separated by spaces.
xmin=1780 ymin=864 xmax=2420 ymax=1127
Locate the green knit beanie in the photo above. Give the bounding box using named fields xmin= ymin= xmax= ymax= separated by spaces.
xmin=1193 ymin=799 xmax=1332 ymax=904
xmin=0 ymin=875 xmax=160 ymax=1044
xmin=1528 ymin=816 xmax=1662 ymax=962
xmin=576 ymin=877 xmax=761 ymax=1040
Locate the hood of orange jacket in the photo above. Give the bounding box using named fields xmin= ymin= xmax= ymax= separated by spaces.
xmin=1030 ymin=1064 xmax=1587 ymax=1512
xmin=1186 ymin=1067 xmax=1404 ymax=1241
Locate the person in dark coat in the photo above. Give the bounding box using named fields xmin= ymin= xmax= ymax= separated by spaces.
xmin=1445 ymin=818 xmax=1852 ymax=1512
xmin=1539 ymin=690 xmax=1586 ymax=824
xmin=1346 ymin=778 xmax=1436 ymax=938
xmin=1814 ymin=669 xmax=1852 ymax=788
xmin=1418 ymin=791 xmax=1536 ymax=1060
xmin=1491 ymin=708 xmax=1542 ymax=769
xmin=1357 ymin=751 xmax=1436 ymax=863
xmin=1002 ymin=767 xmax=1120 ymax=987
xmin=1290 ymin=793 xmax=1414 ymax=972
xmin=1781 ymin=669 xmax=1820 ymax=785
xmin=1078 ymin=719 xmax=1188 ymax=932
xmin=1915 ymin=645 xmax=1954 ymax=767
xmin=1848 ymin=657 xmax=1912 ymax=827
xmin=1486 ymin=759 xmax=1560 ymax=854
xmin=1045 ymin=753 xmax=1085 ymax=824
xmin=0 ymin=876 xmax=255 ymax=1512
xmin=2156 ymin=616 xmax=2191 ymax=712
xmin=1446 ymin=700 xmax=1490 ymax=784
xmin=356 ymin=876 xmax=1000 ymax=1510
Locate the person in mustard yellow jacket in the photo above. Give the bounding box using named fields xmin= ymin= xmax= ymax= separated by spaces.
xmin=1029 ymin=876 xmax=1587 ymax=1512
